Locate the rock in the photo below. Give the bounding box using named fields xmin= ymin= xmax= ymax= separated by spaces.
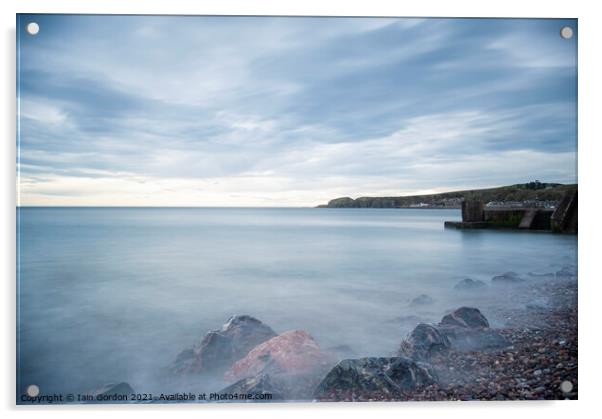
xmin=94 ymin=382 xmax=134 ymax=397
xmin=314 ymin=357 xmax=436 ymax=399
xmin=438 ymin=325 xmax=510 ymax=352
xmin=492 ymin=271 xmax=525 ymax=285
xmin=454 ymin=278 xmax=487 ymax=291
xmin=225 ymin=330 xmax=333 ymax=382
xmin=399 ymin=323 xmax=451 ymax=361
xmin=440 ymin=307 xmax=489 ymax=329
xmin=171 ymin=315 xmax=277 ymax=375
xmin=556 ymin=266 xmax=577 ymax=277
xmin=398 ymin=308 xmax=509 ymax=362
xmin=219 ymin=373 xmax=284 ymax=400
xmin=410 ymin=294 xmax=434 ymax=305
xmin=437 ymin=307 xmax=509 ymax=352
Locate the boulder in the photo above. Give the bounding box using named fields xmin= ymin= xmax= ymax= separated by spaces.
xmin=399 ymin=323 xmax=451 ymax=361
xmin=171 ymin=315 xmax=277 ymax=375
xmin=491 ymin=271 xmax=525 ymax=285
xmin=437 ymin=307 xmax=509 ymax=352
xmin=440 ymin=307 xmax=489 ymax=329
xmin=454 ymin=278 xmax=487 ymax=291
xmin=313 ymin=357 xmax=436 ymax=399
xmin=438 ymin=325 xmax=510 ymax=352
xmin=410 ymin=294 xmax=434 ymax=305
xmin=225 ymin=330 xmax=333 ymax=382
xmin=219 ymin=373 xmax=284 ymax=400
xmin=399 ymin=308 xmax=509 ymax=359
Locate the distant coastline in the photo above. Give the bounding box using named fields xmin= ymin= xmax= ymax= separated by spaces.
xmin=317 ymin=182 xmax=577 ymax=209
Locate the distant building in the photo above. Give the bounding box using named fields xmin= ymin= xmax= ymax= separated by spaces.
xmin=485 ymin=200 xmax=557 ymax=209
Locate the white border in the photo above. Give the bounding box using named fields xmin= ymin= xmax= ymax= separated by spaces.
xmin=3 ymin=1 xmax=601 ymax=418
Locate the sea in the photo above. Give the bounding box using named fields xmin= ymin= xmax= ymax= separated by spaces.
xmin=16 ymin=207 xmax=577 ymax=397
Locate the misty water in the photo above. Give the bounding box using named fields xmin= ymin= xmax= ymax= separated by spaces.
xmin=17 ymin=207 xmax=577 ymax=397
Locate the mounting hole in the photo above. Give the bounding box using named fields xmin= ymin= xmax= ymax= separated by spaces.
xmin=26 ymin=22 xmax=39 ymax=35
xmin=560 ymin=26 xmax=573 ymax=40
xmin=560 ymin=380 xmax=573 ymax=393
xmin=26 ymin=384 xmax=40 ymax=397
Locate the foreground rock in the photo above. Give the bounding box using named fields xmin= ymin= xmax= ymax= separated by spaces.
xmin=225 ymin=330 xmax=333 ymax=381
xmin=400 ymin=307 xmax=509 ymax=362
xmin=224 ymin=330 xmax=335 ymax=400
xmin=314 ymin=357 xmax=436 ymax=401
xmin=454 ymin=278 xmax=487 ymax=291
xmin=322 ymin=277 xmax=576 ymax=401
xmin=405 ymin=279 xmax=578 ymax=401
xmin=492 ymin=271 xmax=525 ymax=285
xmin=171 ymin=315 xmax=277 ymax=375
xmin=438 ymin=324 xmax=510 ymax=352
xmin=439 ymin=307 xmax=509 ymax=352
xmin=399 ymin=323 xmax=450 ymax=361
xmin=440 ymin=307 xmax=489 ymax=328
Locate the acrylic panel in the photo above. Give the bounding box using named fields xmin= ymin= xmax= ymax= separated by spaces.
xmin=16 ymin=15 xmax=577 ymax=404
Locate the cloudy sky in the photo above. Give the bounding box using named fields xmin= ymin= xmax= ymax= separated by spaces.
xmin=17 ymin=15 xmax=577 ymax=206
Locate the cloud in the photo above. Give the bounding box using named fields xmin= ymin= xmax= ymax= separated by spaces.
xmin=17 ymin=16 xmax=577 ymax=206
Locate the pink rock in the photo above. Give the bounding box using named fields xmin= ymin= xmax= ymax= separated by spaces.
xmin=225 ymin=330 xmax=333 ymax=382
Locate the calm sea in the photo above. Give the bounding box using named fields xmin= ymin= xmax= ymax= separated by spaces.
xmin=16 ymin=207 xmax=577 ymax=396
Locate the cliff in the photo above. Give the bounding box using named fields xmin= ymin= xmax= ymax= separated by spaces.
xmin=318 ymin=182 xmax=577 ymax=209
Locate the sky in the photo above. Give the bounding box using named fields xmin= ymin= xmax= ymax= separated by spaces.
xmin=17 ymin=15 xmax=577 ymax=207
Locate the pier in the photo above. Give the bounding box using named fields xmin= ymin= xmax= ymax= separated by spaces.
xmin=444 ymin=190 xmax=577 ymax=233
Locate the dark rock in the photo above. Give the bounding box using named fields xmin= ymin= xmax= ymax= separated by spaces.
xmin=219 ymin=373 xmax=283 ymax=400
xmin=440 ymin=307 xmax=489 ymax=329
xmin=94 ymin=382 xmax=134 ymax=397
xmin=314 ymin=357 xmax=436 ymax=399
xmin=399 ymin=323 xmax=451 ymax=361
xmin=438 ymin=325 xmax=510 ymax=352
xmin=454 ymin=278 xmax=487 ymax=291
xmin=171 ymin=315 xmax=277 ymax=375
xmin=437 ymin=307 xmax=510 ymax=352
xmin=410 ymin=294 xmax=435 ymax=305
xmin=173 ymin=348 xmax=195 ymax=366
xmin=492 ymin=271 xmax=525 ymax=285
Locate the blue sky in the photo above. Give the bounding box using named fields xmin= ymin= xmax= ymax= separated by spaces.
xmin=17 ymin=15 xmax=577 ymax=206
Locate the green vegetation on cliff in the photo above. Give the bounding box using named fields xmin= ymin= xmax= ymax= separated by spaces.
xmin=318 ymin=182 xmax=577 ymax=209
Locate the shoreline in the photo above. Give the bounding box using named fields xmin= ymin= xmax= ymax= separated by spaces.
xmin=17 ymin=272 xmax=578 ymax=404
xmin=317 ymin=275 xmax=578 ymax=401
